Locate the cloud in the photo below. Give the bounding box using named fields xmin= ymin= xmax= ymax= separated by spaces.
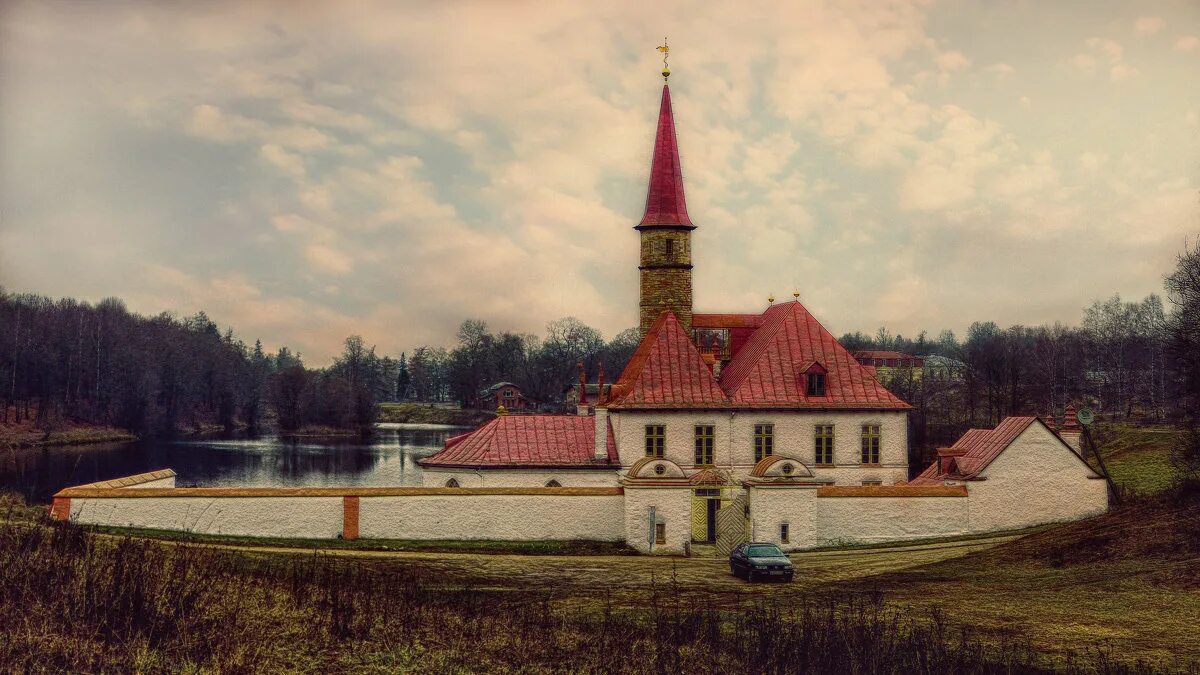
xmin=1134 ymin=16 xmax=1165 ymax=36
xmin=1176 ymin=36 xmax=1200 ymax=52
xmin=1075 ymin=37 xmax=1139 ymax=82
xmin=260 ymin=144 xmax=306 ymax=178
xmin=985 ymin=63 xmax=1016 ymax=78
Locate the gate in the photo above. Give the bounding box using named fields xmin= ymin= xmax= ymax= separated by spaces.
xmin=715 ymin=492 xmax=750 ymax=557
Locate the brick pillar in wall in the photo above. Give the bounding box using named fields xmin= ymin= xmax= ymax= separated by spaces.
xmin=342 ymin=496 xmax=360 ymax=540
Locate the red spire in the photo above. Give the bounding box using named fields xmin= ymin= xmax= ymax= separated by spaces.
xmin=638 ymin=85 xmax=694 ymax=229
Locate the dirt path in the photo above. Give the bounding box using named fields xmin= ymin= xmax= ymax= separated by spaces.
xmin=155 ymin=532 xmax=1024 ymax=600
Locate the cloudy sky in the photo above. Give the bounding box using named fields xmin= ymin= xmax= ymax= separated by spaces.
xmin=2 ymin=1 xmax=1198 ymax=364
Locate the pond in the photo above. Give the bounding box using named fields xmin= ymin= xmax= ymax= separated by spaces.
xmin=1 ymin=423 xmax=468 ymax=504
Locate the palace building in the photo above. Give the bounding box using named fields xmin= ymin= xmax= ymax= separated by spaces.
xmin=53 ymin=62 xmax=1109 ymax=555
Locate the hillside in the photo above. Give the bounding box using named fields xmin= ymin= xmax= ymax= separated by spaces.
xmin=844 ymin=424 xmax=1199 ymax=669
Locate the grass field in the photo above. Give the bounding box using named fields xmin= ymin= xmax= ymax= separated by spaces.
xmin=1092 ymin=424 xmax=1180 ymax=496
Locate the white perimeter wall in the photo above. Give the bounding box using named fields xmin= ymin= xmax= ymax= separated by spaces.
xmin=611 ymin=410 xmax=908 ymax=485
xmin=419 ymin=469 xmax=618 ymax=488
xmin=966 ymin=423 xmax=1108 ymax=532
xmin=70 ymin=497 xmax=344 ymax=538
xmin=359 ymin=494 xmax=624 ymax=541
xmin=623 ymin=486 xmax=692 ymax=554
xmin=749 ymin=487 xmax=967 ymax=551
xmin=813 ymin=495 xmax=966 ymax=547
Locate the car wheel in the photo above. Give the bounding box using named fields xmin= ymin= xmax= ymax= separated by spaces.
xmin=746 ymin=570 xmax=755 ymax=583
xmin=730 ymin=563 xmax=737 ymax=577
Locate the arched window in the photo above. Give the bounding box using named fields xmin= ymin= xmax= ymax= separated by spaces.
xmin=545 ymin=479 xmax=562 ymax=488
xmin=445 ymin=478 xmax=460 ymax=488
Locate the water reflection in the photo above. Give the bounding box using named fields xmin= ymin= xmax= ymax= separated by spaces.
xmin=0 ymin=423 xmax=467 ymax=503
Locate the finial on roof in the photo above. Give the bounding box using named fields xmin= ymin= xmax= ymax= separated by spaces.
xmin=793 ymin=290 xmax=800 ymax=300
xmin=657 ymin=38 xmax=670 ymax=81
xmin=768 ymin=293 xmax=775 ymax=304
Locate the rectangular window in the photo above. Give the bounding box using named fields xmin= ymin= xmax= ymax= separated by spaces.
xmin=664 ymin=238 xmax=675 ymax=259
xmin=861 ymin=424 xmax=881 ymax=464
xmin=694 ymin=425 xmax=715 ymax=465
xmin=753 ymin=424 xmax=774 ymax=463
xmin=780 ymin=522 xmax=790 ymax=544
xmin=814 ymin=425 xmax=834 ymax=465
xmin=862 ymin=480 xmax=882 ymax=486
xmin=645 ymin=425 xmax=665 ymax=458
xmin=807 ymin=372 xmax=826 ymax=396
xmin=655 ymin=522 xmax=666 ymax=545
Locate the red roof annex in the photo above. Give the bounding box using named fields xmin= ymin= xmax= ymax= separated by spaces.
xmin=911 ymin=416 xmax=1077 ymax=484
xmin=419 ymin=415 xmax=617 ymax=469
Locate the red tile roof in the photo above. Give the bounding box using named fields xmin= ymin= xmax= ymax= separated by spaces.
xmin=609 ymin=312 xmax=729 ymax=408
xmin=692 ymin=313 xmax=763 ymax=329
xmin=638 ymin=85 xmax=693 ymax=229
xmin=718 ymin=302 xmax=911 ymax=410
xmin=911 ymin=417 xmax=1068 ymax=484
xmin=418 ymin=415 xmax=617 ymax=469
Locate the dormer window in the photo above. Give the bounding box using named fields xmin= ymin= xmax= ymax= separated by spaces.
xmin=806 ymin=372 xmax=826 ymax=397
xmin=799 ymin=361 xmax=828 ymax=397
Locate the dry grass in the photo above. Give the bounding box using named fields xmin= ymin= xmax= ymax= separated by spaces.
xmin=0 ymin=501 xmax=1166 ymax=674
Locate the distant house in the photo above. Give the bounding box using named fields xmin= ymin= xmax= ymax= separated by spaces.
xmin=476 ymin=382 xmax=531 ymax=411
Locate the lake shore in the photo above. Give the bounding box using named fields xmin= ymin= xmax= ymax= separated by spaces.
xmin=377 ymin=402 xmax=494 ymax=427
xmin=0 ymin=424 xmax=137 ymax=450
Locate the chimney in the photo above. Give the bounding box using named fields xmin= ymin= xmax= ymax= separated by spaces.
xmin=576 ymin=361 xmax=589 ymax=416
xmin=1059 ymin=404 xmax=1084 ymax=458
xmin=594 ymin=406 xmax=609 ymax=460
xmin=597 ymin=362 xmax=606 ymax=405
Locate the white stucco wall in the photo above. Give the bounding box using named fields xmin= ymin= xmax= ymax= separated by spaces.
xmin=610 ymin=410 xmax=908 ymax=484
xmin=748 ymin=486 xmax=968 ymax=550
xmin=622 ymin=486 xmax=693 ymax=554
xmin=814 ymin=494 xmax=967 ymax=547
xmin=748 ymin=487 xmax=820 ymax=550
xmin=966 ymin=423 xmax=1108 ymax=532
xmin=359 ymin=494 xmax=625 ymax=541
xmin=70 ymin=496 xmax=344 ymax=538
xmin=419 ymin=469 xmax=619 ymax=488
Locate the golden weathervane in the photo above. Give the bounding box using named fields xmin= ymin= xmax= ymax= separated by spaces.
xmin=657 ymin=38 xmax=670 ymax=81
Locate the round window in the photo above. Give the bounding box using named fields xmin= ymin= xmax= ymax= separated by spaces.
xmin=654 ymin=463 xmax=666 ymax=476
xmin=781 ymin=463 xmax=794 ymax=475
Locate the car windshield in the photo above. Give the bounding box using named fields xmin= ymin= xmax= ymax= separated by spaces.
xmin=747 ymin=545 xmax=784 ymax=557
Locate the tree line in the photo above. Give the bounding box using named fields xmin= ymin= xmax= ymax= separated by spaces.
xmin=0 ymin=291 xmax=636 ymax=436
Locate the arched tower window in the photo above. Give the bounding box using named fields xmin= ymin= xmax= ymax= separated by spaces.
xmin=545 ymin=479 xmax=562 ymax=488
xmin=445 ymin=478 xmax=460 ymax=488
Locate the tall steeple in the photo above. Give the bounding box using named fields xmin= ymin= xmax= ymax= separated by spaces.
xmin=636 ymin=40 xmax=695 ymax=337
xmin=639 ymin=84 xmax=693 ymax=228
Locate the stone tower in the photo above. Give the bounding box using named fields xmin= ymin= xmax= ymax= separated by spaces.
xmin=637 ymin=83 xmax=695 ymax=337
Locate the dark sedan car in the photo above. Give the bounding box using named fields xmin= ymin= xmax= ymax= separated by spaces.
xmin=729 ymin=542 xmax=794 ymax=582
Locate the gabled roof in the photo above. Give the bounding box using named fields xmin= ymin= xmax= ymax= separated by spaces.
xmin=718 ymin=302 xmax=910 ymax=410
xmin=638 ymin=85 xmax=693 ymax=229
xmin=418 ymin=415 xmax=617 ymax=469
xmin=608 ymin=312 xmax=729 ymax=409
xmin=911 ymin=416 xmax=1086 ymax=484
